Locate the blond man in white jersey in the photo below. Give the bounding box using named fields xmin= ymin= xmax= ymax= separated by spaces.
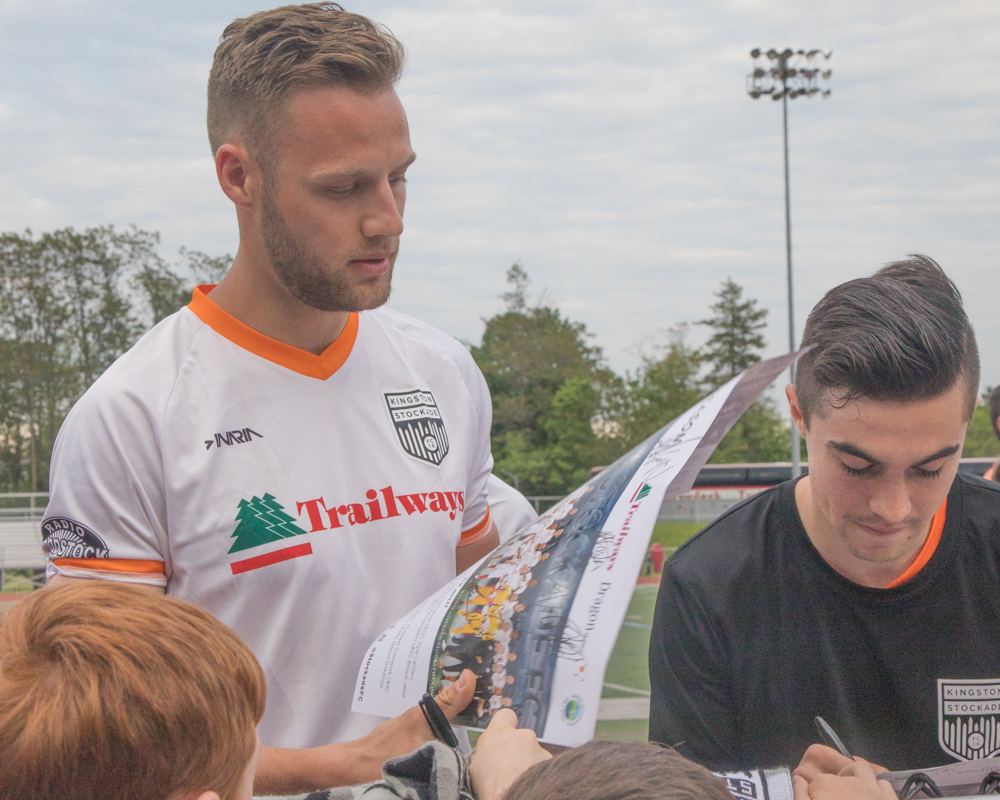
xmin=43 ymin=4 xmax=499 ymax=794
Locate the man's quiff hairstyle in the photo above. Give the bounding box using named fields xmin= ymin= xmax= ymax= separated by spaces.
xmin=0 ymin=583 xmax=266 ymax=800
xmin=207 ymin=2 xmax=405 ymax=158
xmin=795 ymin=254 xmax=980 ymax=423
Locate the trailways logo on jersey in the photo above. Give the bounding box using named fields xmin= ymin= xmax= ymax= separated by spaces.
xmin=938 ymin=679 xmax=1000 ymax=760
xmin=384 ymin=390 xmax=449 ymax=466
xmin=296 ymin=486 xmax=465 ymax=532
xmin=227 ymin=487 xmax=465 ymax=576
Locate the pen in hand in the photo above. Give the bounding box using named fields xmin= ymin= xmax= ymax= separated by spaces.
xmin=419 ymin=692 xmax=460 ymax=749
xmin=814 ymin=715 xmax=853 ymax=760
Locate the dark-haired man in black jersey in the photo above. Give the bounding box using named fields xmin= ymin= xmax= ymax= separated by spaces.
xmin=649 ymin=255 xmax=1000 ymax=773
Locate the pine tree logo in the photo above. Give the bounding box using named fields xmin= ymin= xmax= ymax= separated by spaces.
xmin=228 ymin=493 xmax=307 ymax=554
xmin=635 ymin=483 xmax=652 ymax=501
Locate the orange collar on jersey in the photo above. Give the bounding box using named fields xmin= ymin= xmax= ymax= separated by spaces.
xmin=188 ymin=285 xmax=359 ymax=380
xmin=886 ymin=498 xmax=947 ymax=589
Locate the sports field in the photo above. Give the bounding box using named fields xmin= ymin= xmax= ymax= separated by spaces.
xmin=593 ymin=521 xmax=702 ymax=741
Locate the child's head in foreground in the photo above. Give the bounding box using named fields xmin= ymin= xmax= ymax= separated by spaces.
xmin=501 ymin=740 xmax=735 ymax=800
xmin=0 ymin=583 xmax=266 ymax=800
xmin=0 ymin=584 xmax=733 ymax=800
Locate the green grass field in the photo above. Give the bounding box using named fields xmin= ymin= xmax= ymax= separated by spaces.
xmin=649 ymin=520 xmax=703 ymax=550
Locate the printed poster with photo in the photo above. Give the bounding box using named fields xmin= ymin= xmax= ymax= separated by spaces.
xmin=353 ymin=351 xmax=803 ymax=746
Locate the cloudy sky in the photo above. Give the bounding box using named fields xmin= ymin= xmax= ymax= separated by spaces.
xmin=1 ymin=0 xmax=997 ymax=395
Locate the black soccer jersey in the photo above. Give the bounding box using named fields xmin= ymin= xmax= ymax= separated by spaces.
xmin=648 ymin=473 xmax=1000 ymax=771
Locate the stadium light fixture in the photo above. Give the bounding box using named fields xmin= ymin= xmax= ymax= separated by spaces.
xmin=747 ymin=47 xmax=832 ymax=478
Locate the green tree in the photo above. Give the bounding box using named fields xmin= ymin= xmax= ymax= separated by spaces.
xmin=229 ymin=493 xmax=306 ymax=553
xmin=135 ymin=247 xmax=232 ymax=324
xmin=698 ymin=278 xmax=768 ymax=387
xmin=708 ymin=399 xmax=791 ymax=464
xmin=963 ymin=393 xmax=1000 ymax=458
xmin=0 ymin=226 xmax=231 ymax=491
xmin=697 ymin=278 xmax=791 ymax=463
xmin=181 ymin=247 xmax=231 ymax=286
xmin=0 ymin=227 xmax=150 ymax=490
xmin=471 ymin=265 xmax=624 ymax=495
xmin=621 ymin=328 xmax=703 ymax=447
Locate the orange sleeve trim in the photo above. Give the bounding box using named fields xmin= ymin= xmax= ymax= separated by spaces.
xmin=887 ymin=498 xmax=947 ymax=588
xmin=459 ymin=507 xmax=492 ymax=546
xmin=188 ymin=285 xmax=358 ymax=380
xmin=54 ymin=558 xmax=166 ymax=574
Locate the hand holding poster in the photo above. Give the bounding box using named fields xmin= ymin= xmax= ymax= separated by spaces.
xmin=353 ymin=351 xmax=804 ymax=746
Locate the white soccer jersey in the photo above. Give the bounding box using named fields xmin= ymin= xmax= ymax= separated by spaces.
xmin=43 ymin=286 xmax=493 ymax=748
xmin=485 ymin=474 xmax=538 ymax=543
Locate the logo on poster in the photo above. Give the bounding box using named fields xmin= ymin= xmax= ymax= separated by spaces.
xmin=938 ymin=679 xmax=1000 ymax=760
xmin=560 ymin=695 xmax=584 ymax=725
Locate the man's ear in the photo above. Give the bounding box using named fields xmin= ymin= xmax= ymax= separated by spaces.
xmin=215 ymin=143 xmax=258 ymax=210
xmin=786 ymin=384 xmax=808 ymax=437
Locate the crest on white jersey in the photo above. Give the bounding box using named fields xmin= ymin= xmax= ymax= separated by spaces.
xmin=938 ymin=679 xmax=1000 ymax=760
xmin=384 ymin=389 xmax=450 ymax=466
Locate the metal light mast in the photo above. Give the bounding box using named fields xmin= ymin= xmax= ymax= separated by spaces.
xmin=747 ymin=48 xmax=831 ymax=478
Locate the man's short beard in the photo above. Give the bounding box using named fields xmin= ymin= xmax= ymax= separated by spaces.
xmin=260 ymin=181 xmax=393 ymax=313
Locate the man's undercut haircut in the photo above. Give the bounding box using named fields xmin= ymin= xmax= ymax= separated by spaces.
xmin=795 ymin=254 xmax=980 ymax=423
xmin=500 ymin=741 xmax=735 ymax=800
xmin=0 ymin=583 xmax=266 ymax=800
xmin=207 ymin=2 xmax=405 ymax=160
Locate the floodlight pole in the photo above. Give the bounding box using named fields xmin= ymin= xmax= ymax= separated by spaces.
xmin=747 ymin=48 xmax=831 ymax=479
xmin=779 ymin=56 xmax=800 ymax=480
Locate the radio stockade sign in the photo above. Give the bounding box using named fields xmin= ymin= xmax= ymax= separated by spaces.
xmin=385 ymin=390 xmax=450 ymax=466
xmin=41 ymin=517 xmax=110 ymax=560
xmin=354 ymin=352 xmax=804 ymax=746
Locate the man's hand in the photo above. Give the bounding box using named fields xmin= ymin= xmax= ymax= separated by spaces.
xmin=793 ymin=745 xmax=887 ymax=783
xmin=353 ymin=668 xmax=477 ymax=777
xmin=254 ymin=669 xmax=476 ymax=795
xmin=793 ymin=758 xmax=896 ymax=800
xmin=470 ymin=709 xmax=551 ymax=800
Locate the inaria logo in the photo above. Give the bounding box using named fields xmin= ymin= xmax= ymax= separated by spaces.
xmin=41 ymin=517 xmax=110 ymax=560
xmin=205 ymin=427 xmax=263 ymax=450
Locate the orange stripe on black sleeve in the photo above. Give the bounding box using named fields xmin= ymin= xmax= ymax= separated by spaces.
xmin=459 ymin=507 xmax=492 ymax=546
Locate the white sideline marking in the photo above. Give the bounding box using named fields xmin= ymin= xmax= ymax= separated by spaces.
xmin=598 ymin=697 xmax=650 ymax=720
xmin=603 ymin=682 xmax=651 ymax=696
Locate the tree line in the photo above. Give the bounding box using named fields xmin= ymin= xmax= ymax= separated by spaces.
xmin=0 ymin=226 xmax=996 ymax=495
xmin=475 ymin=264 xmax=791 ymax=496
xmin=0 ymin=227 xmax=228 ymax=492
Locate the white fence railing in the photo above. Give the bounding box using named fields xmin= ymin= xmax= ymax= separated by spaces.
xmin=0 ymin=492 xmax=48 ymax=522
xmin=0 ymin=493 xmax=49 ymax=591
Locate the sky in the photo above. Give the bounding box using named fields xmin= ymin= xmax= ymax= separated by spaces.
xmin=1 ymin=0 xmax=998 ymax=396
